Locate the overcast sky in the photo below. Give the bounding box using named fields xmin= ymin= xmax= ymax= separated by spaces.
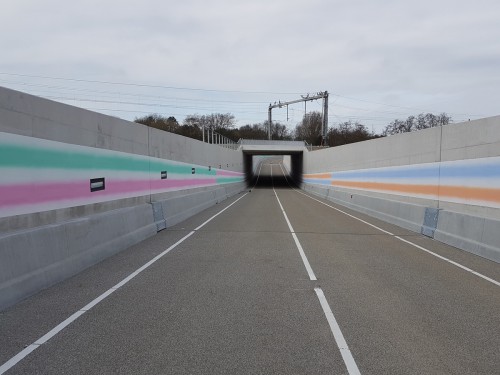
xmin=1 ymin=0 xmax=499 ymax=133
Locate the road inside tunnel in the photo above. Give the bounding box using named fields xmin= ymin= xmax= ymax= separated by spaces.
xmin=244 ymin=152 xmax=303 ymax=188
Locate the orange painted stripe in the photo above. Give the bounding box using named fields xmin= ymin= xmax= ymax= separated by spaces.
xmin=304 ymin=173 xmax=331 ymax=179
xmin=330 ymin=181 xmax=439 ymax=196
xmin=439 ymin=185 xmax=500 ymax=203
xmin=330 ymin=180 xmax=500 ymax=203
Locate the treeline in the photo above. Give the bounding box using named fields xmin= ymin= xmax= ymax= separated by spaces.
xmin=382 ymin=113 xmax=452 ymax=136
xmin=134 ymin=113 xmax=292 ymax=142
xmin=134 ymin=111 xmax=452 ymax=147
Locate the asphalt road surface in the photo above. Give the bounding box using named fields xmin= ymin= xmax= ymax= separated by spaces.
xmin=1 ymin=160 xmax=499 ymax=374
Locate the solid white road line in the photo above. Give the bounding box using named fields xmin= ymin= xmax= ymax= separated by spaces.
xmin=315 ymin=288 xmax=361 ymax=375
xmin=0 ymin=346 xmax=38 ymax=375
xmin=0 ymin=192 xmax=249 ymax=375
xmin=294 ymin=187 xmax=394 ymax=236
xmin=395 ymin=236 xmax=500 ymax=287
xmin=289 ymin=171 xmax=499 ymax=287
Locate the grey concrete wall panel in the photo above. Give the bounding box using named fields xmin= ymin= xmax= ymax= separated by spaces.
xmin=0 ymin=86 xmax=150 ymax=156
xmin=148 ymin=127 xmax=243 ymax=172
xmin=0 ymin=182 xmax=246 ymax=311
xmin=224 ymin=182 xmax=247 ymax=197
xmin=0 ymin=86 xmax=246 ymax=310
xmin=0 ymin=204 xmax=157 ymax=310
xmin=303 ymin=126 xmax=442 ymax=174
xmin=440 ymin=116 xmax=500 ymax=162
xmin=0 ymin=196 xmax=152 ymax=234
xmin=303 ymin=183 xmax=500 ymax=263
xmin=434 ymin=212 xmax=500 ymax=263
xmin=157 ymin=183 xmax=245 ymax=228
xmin=302 ymin=117 xmax=500 ymax=263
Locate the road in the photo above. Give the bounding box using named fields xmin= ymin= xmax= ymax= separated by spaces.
xmin=1 ymin=160 xmax=499 ymax=374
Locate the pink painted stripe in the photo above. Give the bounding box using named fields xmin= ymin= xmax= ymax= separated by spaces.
xmin=0 ymin=178 xmax=217 ymax=207
xmin=150 ymin=178 xmax=216 ymax=190
xmin=216 ymin=170 xmax=243 ymax=176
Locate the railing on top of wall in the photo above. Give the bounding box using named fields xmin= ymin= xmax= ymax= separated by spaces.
xmin=201 ymin=127 xmax=238 ymax=150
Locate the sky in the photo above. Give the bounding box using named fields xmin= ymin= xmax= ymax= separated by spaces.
xmin=1 ymin=0 xmax=499 ymax=133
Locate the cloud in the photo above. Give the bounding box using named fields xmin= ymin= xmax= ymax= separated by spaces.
xmin=0 ymin=0 xmax=499 ymax=131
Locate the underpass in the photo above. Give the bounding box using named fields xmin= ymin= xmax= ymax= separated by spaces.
xmin=1 ymin=160 xmax=499 ymax=374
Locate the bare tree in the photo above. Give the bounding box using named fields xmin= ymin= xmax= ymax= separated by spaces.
xmin=184 ymin=113 xmax=236 ymax=131
xmin=383 ymin=113 xmax=452 ymax=135
xmin=294 ymin=111 xmax=323 ymax=145
xmin=134 ymin=114 xmax=179 ymax=133
xmin=327 ymin=121 xmax=380 ymax=146
xmin=236 ymin=123 xmax=267 ymax=140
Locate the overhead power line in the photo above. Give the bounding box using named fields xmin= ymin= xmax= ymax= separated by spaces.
xmin=0 ymin=71 xmax=487 ymax=128
xmin=0 ymin=72 xmax=303 ymax=95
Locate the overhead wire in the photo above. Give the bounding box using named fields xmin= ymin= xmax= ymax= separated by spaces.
xmin=0 ymin=71 xmax=486 ymax=129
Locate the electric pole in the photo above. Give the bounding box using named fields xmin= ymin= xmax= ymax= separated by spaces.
xmin=268 ymin=91 xmax=329 ymax=144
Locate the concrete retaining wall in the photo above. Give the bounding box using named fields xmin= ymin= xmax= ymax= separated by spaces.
xmin=0 ymin=87 xmax=245 ymax=310
xmin=303 ymin=116 xmax=500 ymax=263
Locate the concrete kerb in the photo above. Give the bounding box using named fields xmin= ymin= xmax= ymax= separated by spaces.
xmin=0 ymin=204 xmax=157 ymax=311
xmin=434 ymin=211 xmax=500 ymax=263
xmin=302 ymin=183 xmax=500 ymax=264
xmin=302 ymin=184 xmax=426 ymax=233
xmin=0 ymin=183 xmax=247 ymax=311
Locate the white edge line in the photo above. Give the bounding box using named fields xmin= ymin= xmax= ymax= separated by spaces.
xmin=294 ymin=177 xmax=499 ymax=287
xmin=0 ymin=345 xmax=39 ymax=374
xmin=81 ymin=289 xmax=116 ymax=312
xmin=278 ymin=163 xmax=392 ymax=236
xmin=395 ymin=236 xmax=500 ymax=287
xmin=314 ymin=287 xmax=361 ymax=375
xmin=34 ymin=310 xmax=86 ymax=345
xmin=297 ymin=189 xmax=394 ymax=236
xmin=0 ymin=192 xmax=249 ymax=375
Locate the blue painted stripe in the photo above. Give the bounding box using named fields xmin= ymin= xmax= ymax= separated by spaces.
xmin=303 ymin=178 xmax=331 ymax=185
xmin=331 ymin=161 xmax=500 ymax=180
xmin=440 ymin=163 xmax=500 ymax=178
xmin=332 ymin=165 xmax=439 ymax=180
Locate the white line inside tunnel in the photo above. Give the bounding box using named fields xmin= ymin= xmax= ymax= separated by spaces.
xmin=0 ymin=192 xmax=250 ymax=374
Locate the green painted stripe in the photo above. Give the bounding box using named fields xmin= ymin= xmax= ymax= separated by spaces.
xmin=216 ymin=177 xmax=244 ymax=184
xmin=0 ymin=143 xmax=215 ymax=175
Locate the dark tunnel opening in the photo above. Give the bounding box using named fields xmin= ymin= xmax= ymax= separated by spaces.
xmin=244 ymin=152 xmax=303 ymax=189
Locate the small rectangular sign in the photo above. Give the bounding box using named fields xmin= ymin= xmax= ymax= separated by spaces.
xmin=90 ymin=177 xmax=105 ymax=192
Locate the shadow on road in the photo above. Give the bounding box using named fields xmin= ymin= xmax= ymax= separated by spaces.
xmin=250 ymin=176 xmax=298 ymax=189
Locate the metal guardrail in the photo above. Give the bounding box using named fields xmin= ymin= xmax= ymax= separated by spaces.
xmin=202 ymin=128 xmax=239 ymax=150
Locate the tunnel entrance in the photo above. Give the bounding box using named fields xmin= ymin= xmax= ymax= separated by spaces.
xmin=243 ymin=151 xmax=303 ymax=189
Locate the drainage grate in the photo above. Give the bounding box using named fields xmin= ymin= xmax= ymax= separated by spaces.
xmin=421 ymin=207 xmax=440 ymax=238
xmin=151 ymin=201 xmax=166 ymax=231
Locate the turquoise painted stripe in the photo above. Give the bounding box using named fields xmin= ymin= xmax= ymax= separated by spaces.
xmin=0 ymin=143 xmax=217 ymax=175
xmin=216 ymin=177 xmax=244 ymax=184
